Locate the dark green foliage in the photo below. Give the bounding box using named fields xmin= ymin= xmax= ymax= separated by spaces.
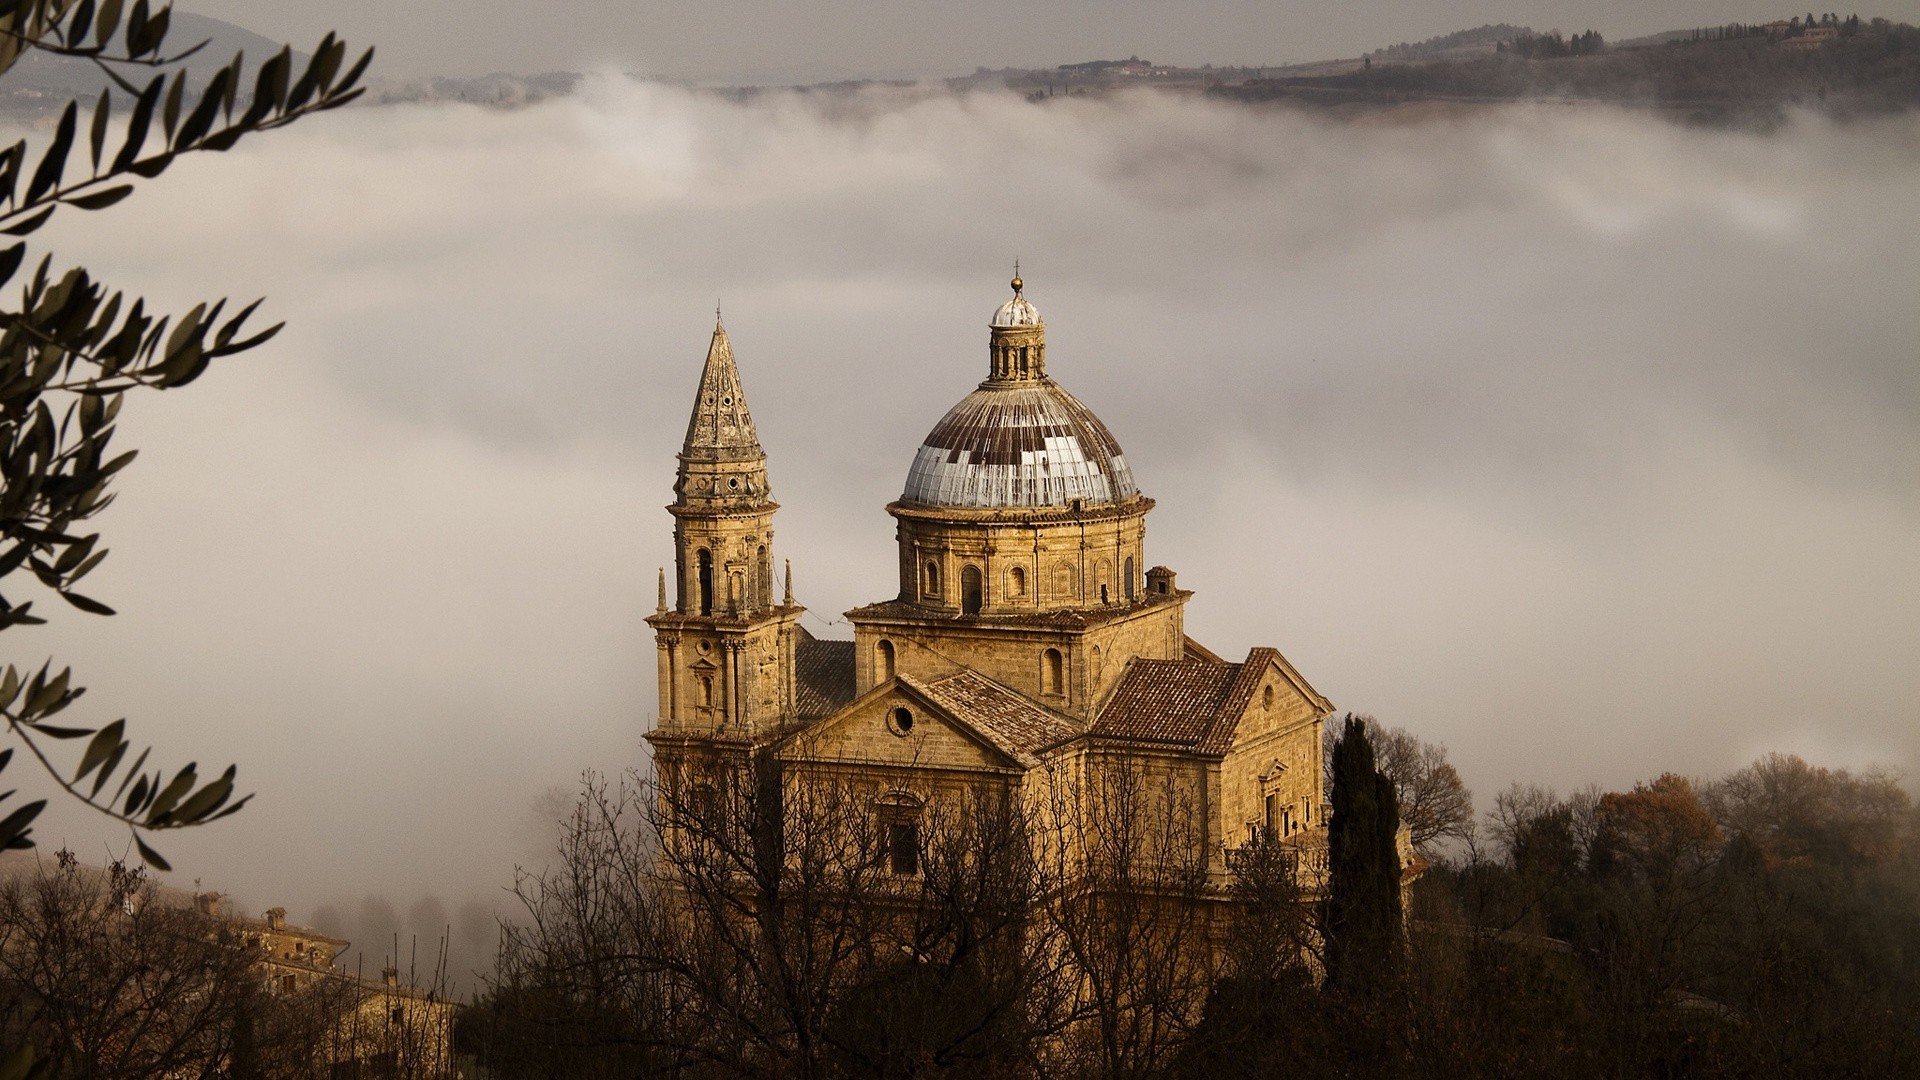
xmin=1324 ymin=713 xmax=1404 ymax=995
xmin=0 ymin=0 xmax=369 ymax=867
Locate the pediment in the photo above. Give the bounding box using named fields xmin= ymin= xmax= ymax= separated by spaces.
xmin=1215 ymin=648 xmax=1333 ymax=755
xmin=781 ymin=677 xmax=1025 ymax=774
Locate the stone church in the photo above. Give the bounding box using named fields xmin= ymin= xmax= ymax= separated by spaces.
xmin=644 ymin=277 xmax=1333 ymax=884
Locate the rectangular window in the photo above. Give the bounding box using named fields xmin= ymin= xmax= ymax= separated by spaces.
xmin=888 ymin=821 xmax=919 ymax=875
xmin=1265 ymin=793 xmax=1278 ymax=836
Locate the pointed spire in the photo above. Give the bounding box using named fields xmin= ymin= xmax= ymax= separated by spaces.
xmin=784 ymin=559 xmax=794 ymax=606
xmin=681 ymin=321 xmax=763 ymax=463
xmin=657 ymin=568 xmax=668 ymax=615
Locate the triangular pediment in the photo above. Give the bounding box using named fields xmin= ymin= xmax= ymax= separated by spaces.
xmin=781 ymin=676 xmax=1026 ymax=774
xmin=1216 ymin=648 xmax=1333 ymax=755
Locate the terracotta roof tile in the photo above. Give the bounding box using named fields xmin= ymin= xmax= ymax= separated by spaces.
xmin=1093 ymin=658 xmax=1243 ymax=748
xmin=1201 ymin=647 xmax=1279 ymax=754
xmin=1091 ymin=648 xmax=1288 ymax=753
xmin=847 ymin=592 xmax=1184 ymax=628
xmin=1182 ymin=635 xmax=1228 ymax=665
xmin=912 ymin=671 xmax=1081 ymax=766
xmin=795 ymin=631 xmax=855 ymax=719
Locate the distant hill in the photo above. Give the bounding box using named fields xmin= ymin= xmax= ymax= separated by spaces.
xmin=1218 ymin=18 xmax=1920 ymax=126
xmin=0 ymin=13 xmax=308 ymax=120
xmin=1367 ymin=24 xmax=1534 ymax=62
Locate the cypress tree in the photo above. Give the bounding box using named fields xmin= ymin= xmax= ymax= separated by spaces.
xmin=1325 ymin=714 xmax=1405 ymax=995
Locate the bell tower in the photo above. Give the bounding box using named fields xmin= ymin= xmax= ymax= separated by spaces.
xmin=645 ymin=319 xmax=803 ymax=749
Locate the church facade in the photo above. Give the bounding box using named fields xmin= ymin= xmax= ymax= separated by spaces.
xmin=644 ymin=277 xmax=1333 ymax=891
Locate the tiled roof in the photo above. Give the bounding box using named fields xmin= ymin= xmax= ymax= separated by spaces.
xmin=1093 ymin=648 xmax=1282 ymax=754
xmin=794 ymin=631 xmax=855 ymax=719
xmin=847 ymin=593 xmax=1176 ymax=629
xmin=1182 ymin=635 xmax=1227 ymax=665
xmin=913 ymin=670 xmax=1081 ymax=766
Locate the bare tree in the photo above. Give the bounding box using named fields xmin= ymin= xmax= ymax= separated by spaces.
xmin=487 ymin=762 xmax=1064 ymax=1078
xmin=0 ymin=851 xmax=257 ymax=1078
xmin=1032 ymin=749 xmax=1217 ymax=1079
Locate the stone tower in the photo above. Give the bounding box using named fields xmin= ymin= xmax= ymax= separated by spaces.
xmin=645 ymin=320 xmax=803 ymax=755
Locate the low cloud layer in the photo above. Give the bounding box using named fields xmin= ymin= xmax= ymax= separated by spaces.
xmin=17 ymin=83 xmax=1917 ymax=930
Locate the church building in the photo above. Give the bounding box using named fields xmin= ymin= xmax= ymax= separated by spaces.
xmin=645 ymin=276 xmax=1333 ymax=887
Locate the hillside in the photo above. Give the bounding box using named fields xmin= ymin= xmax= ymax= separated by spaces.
xmin=1215 ymin=19 xmax=1920 ymax=125
xmin=0 ymin=13 xmax=305 ymax=120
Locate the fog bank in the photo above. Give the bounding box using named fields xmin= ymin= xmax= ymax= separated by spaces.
xmin=17 ymin=82 xmax=1916 ymax=923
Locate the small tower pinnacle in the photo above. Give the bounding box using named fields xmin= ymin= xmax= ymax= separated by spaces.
xmin=987 ymin=273 xmax=1045 ymax=383
xmin=784 ymin=558 xmax=794 ymax=606
xmin=657 ymin=567 xmax=668 ymax=615
xmin=680 ymin=321 xmax=763 ymax=468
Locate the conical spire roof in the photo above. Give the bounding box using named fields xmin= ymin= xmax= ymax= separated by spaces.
xmin=681 ymin=321 xmax=763 ymax=464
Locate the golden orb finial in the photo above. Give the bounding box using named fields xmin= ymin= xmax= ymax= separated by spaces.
xmin=1011 ymin=259 xmax=1023 ymax=296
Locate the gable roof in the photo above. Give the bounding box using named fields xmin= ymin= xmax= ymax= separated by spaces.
xmin=914 ymin=670 xmax=1082 ymax=766
xmin=795 ymin=628 xmax=855 ymax=719
xmin=1182 ymin=635 xmax=1228 ymax=665
xmin=1094 ymin=647 xmax=1306 ymax=755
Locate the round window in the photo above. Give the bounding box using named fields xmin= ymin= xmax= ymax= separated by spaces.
xmin=887 ymin=707 xmax=914 ymax=736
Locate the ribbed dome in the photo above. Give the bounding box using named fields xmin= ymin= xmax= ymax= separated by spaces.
xmin=992 ymin=294 xmax=1041 ymax=327
xmin=902 ymin=381 xmax=1138 ymax=509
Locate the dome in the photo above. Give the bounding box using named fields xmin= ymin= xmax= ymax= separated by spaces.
xmin=902 ymin=381 xmax=1138 ymax=509
xmin=992 ymin=294 xmax=1041 ymax=327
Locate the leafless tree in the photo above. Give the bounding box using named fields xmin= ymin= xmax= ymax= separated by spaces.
xmin=0 ymin=851 xmax=257 ymax=1078
xmin=1032 ymin=749 xmax=1218 ymax=1079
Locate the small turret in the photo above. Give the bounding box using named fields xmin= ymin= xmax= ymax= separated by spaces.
xmin=987 ymin=271 xmax=1046 ymax=383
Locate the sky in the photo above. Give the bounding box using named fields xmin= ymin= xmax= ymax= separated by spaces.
xmin=5 ymin=19 xmax=1917 ymax=984
xmin=183 ymin=0 xmax=1920 ymax=81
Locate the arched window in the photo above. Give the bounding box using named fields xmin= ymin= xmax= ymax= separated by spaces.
xmin=1043 ymin=648 xmax=1064 ymax=696
xmin=924 ymin=560 xmax=941 ymax=597
xmin=1008 ymin=565 xmax=1027 ymax=598
xmin=698 ymin=675 xmax=714 ymax=707
xmin=1124 ymin=557 xmax=1136 ymax=601
xmin=756 ymin=546 xmax=771 ymax=610
xmin=697 ymin=549 xmax=714 ymax=615
xmin=961 ymin=565 xmax=983 ymax=615
xmin=1091 ymin=644 xmax=1103 ymax=682
xmin=876 ymin=639 xmax=896 ymax=681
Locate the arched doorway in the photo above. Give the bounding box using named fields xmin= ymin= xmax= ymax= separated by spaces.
xmin=961 ymin=565 xmax=983 ymax=614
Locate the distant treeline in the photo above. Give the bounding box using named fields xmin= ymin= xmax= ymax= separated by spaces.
xmin=1222 ymin=18 xmax=1920 ymax=125
xmin=1499 ymin=29 xmax=1607 ymax=58
xmin=1367 ymin=24 xmax=1534 ymax=61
